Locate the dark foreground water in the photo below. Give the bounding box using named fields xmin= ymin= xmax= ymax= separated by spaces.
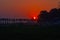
xmin=0 ymin=23 xmax=60 ymax=40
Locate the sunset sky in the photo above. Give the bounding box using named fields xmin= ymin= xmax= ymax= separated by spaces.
xmin=0 ymin=0 xmax=60 ymax=19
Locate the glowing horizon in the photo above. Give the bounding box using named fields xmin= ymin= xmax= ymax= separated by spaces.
xmin=0 ymin=0 xmax=59 ymax=19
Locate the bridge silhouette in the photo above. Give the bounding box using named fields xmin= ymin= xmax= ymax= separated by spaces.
xmin=0 ymin=18 xmax=37 ymax=24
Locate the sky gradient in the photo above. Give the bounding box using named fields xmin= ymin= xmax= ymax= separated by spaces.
xmin=0 ymin=0 xmax=60 ymax=19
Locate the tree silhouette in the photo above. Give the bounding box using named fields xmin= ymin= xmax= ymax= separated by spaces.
xmin=37 ymin=10 xmax=49 ymax=23
xmin=49 ymin=8 xmax=60 ymax=22
xmin=49 ymin=8 xmax=58 ymax=19
xmin=37 ymin=8 xmax=60 ymax=24
xmin=57 ymin=8 xmax=60 ymax=18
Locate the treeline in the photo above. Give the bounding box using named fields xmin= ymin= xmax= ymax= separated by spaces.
xmin=37 ymin=8 xmax=60 ymax=24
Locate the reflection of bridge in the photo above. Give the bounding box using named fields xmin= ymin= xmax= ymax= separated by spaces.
xmin=0 ymin=18 xmax=37 ymax=24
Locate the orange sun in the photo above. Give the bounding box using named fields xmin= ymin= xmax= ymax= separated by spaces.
xmin=33 ymin=16 xmax=36 ymax=20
